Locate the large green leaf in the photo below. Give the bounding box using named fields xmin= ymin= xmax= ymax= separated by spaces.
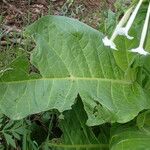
xmin=49 ymin=98 xmax=109 ymax=150
xmin=0 ymin=16 xmax=150 ymax=126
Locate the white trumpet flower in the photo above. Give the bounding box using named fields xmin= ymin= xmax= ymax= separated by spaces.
xmin=131 ymin=2 xmax=150 ymax=55
xmin=117 ymin=0 xmax=143 ymax=39
xmin=102 ymin=7 xmax=133 ymax=50
xmin=102 ymin=36 xmax=117 ymax=50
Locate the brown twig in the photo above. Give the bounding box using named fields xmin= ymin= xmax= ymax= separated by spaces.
xmin=3 ymin=25 xmax=21 ymax=33
xmin=1 ymin=25 xmax=21 ymax=39
xmin=0 ymin=38 xmax=24 ymax=46
xmin=2 ymin=0 xmax=23 ymax=15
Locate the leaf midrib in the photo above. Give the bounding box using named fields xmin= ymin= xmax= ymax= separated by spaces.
xmin=0 ymin=77 xmax=133 ymax=85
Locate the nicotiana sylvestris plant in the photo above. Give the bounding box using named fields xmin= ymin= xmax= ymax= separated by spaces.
xmin=0 ymin=1 xmax=150 ymax=150
xmin=0 ymin=0 xmax=150 ymax=129
xmin=103 ymin=0 xmax=150 ymax=55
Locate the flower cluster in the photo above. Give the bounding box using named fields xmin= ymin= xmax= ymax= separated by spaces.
xmin=103 ymin=0 xmax=150 ymax=55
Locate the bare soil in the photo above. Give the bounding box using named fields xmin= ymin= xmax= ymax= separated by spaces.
xmin=0 ymin=0 xmax=116 ymax=29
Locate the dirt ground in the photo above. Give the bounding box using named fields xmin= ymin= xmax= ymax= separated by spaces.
xmin=0 ymin=0 xmax=116 ymax=29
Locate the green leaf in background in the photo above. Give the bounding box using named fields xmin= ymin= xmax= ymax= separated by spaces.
xmin=99 ymin=9 xmax=117 ymax=37
xmin=110 ymin=110 xmax=150 ymax=150
xmin=49 ymin=98 xmax=109 ymax=150
xmin=3 ymin=133 xmax=16 ymax=148
xmin=0 ymin=15 xmax=149 ymax=126
xmin=137 ymin=110 xmax=150 ymax=133
xmin=0 ymin=55 xmax=30 ymax=81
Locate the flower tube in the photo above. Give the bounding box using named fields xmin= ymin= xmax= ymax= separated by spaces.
xmin=131 ymin=2 xmax=150 ymax=55
xmin=102 ymin=7 xmax=133 ymax=50
xmin=117 ymin=0 xmax=143 ymax=39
